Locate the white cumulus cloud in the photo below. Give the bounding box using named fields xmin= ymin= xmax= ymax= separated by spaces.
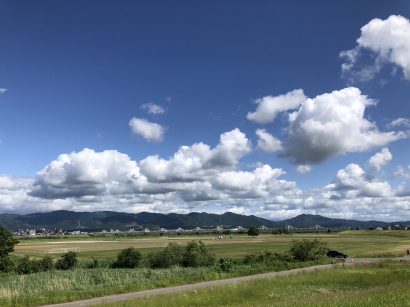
xmin=129 ymin=117 xmax=165 ymax=142
xmin=387 ymin=118 xmax=410 ymax=129
xmin=368 ymin=147 xmax=392 ymax=171
xmin=256 ymin=129 xmax=283 ymax=153
xmin=139 ymin=128 xmax=251 ymax=182
xmin=30 ymin=148 xmax=148 ymax=199
xmin=296 ymin=165 xmax=312 ymax=174
xmin=341 ymin=15 xmax=410 ymax=82
xmin=247 ymin=89 xmax=306 ymax=124
xmin=284 ymin=87 xmax=406 ymax=164
xmin=328 ymin=163 xmax=392 ymax=198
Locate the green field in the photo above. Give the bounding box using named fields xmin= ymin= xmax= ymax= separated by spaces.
xmin=104 ymin=261 xmax=410 ymax=307
xmin=14 ymin=231 xmax=410 ymax=260
xmin=2 ymin=231 xmax=409 ymax=306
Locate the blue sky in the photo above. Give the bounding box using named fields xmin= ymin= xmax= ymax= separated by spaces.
xmin=1 ymin=1 xmax=410 ymax=221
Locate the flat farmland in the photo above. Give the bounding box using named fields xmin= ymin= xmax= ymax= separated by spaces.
xmin=13 ymin=231 xmax=410 ymax=259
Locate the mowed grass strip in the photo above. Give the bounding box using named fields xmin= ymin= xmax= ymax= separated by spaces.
xmin=103 ymin=261 xmax=410 ymax=307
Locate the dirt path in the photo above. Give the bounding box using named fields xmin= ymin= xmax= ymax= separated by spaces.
xmin=41 ymin=257 xmax=409 ymax=307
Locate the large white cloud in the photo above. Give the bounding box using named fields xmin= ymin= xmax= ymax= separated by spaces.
xmin=247 ymin=89 xmax=306 ymax=124
xmin=341 ymin=15 xmax=410 ymax=82
xmin=129 ymin=117 xmax=165 ymax=142
xmin=328 ymin=163 xmax=392 ymax=198
xmin=2 ymin=130 xmax=410 ymax=221
xmin=140 ymin=129 xmax=251 ymax=182
xmin=284 ymin=87 xmax=406 ymax=164
xmin=213 ymin=164 xmax=296 ymax=199
xmin=30 ymin=148 xmax=148 ymax=199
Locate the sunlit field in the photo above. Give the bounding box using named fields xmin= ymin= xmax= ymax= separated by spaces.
xmin=14 ymin=231 xmax=410 ymax=260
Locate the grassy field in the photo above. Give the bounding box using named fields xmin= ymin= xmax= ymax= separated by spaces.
xmin=14 ymin=231 xmax=410 ymax=259
xmin=0 ymin=259 xmax=324 ymax=306
xmin=2 ymin=231 xmax=409 ymax=306
xmin=104 ymin=261 xmax=410 ymax=307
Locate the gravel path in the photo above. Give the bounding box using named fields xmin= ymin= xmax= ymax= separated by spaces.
xmin=41 ymin=257 xmax=409 ymax=307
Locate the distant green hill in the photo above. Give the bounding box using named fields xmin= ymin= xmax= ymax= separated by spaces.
xmin=276 ymin=214 xmax=390 ymax=229
xmin=0 ymin=210 xmax=279 ymax=231
xmin=0 ymin=211 xmax=405 ymax=231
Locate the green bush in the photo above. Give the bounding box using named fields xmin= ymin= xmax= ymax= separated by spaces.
xmin=147 ymin=243 xmax=185 ymax=269
xmin=289 ymin=239 xmax=327 ymax=261
xmin=55 ymin=251 xmax=78 ymax=270
xmin=218 ymin=257 xmax=234 ymax=272
xmin=15 ymin=256 xmax=34 ymax=274
xmin=0 ymin=224 xmax=19 ymax=272
xmin=182 ymin=241 xmax=216 ymax=267
xmin=247 ymin=227 xmax=259 ymax=237
xmin=15 ymin=255 xmax=54 ymax=274
xmin=112 ymin=248 xmax=141 ymax=268
xmin=37 ymin=256 xmax=54 ymax=271
xmin=0 ymin=256 xmax=15 ymax=272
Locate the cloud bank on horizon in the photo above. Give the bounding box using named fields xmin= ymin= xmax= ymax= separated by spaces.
xmin=1 ymin=12 xmax=410 ymax=222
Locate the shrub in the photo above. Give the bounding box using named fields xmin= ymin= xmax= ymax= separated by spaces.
xmin=289 ymin=239 xmax=327 ymax=261
xmin=147 ymin=243 xmax=185 ymax=269
xmin=84 ymin=257 xmax=114 ymax=269
xmin=0 ymin=256 xmax=15 ymax=272
xmin=15 ymin=255 xmax=54 ymax=274
xmin=218 ymin=257 xmax=234 ymax=272
xmin=0 ymin=224 xmax=19 ymax=272
xmin=247 ymin=227 xmax=259 ymax=237
xmin=112 ymin=248 xmax=141 ymax=268
xmin=15 ymin=256 xmax=34 ymax=274
xmin=55 ymin=251 xmax=78 ymax=270
xmin=182 ymin=241 xmax=216 ymax=267
xmin=37 ymin=256 xmax=54 ymax=271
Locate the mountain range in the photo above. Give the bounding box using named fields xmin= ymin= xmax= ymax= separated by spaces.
xmin=0 ymin=210 xmax=408 ymax=231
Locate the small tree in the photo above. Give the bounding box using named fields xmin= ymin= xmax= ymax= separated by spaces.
xmin=289 ymin=239 xmax=327 ymax=261
xmin=247 ymin=227 xmax=259 ymax=237
xmin=37 ymin=256 xmax=54 ymax=271
xmin=15 ymin=256 xmax=34 ymax=274
xmin=55 ymin=251 xmax=78 ymax=270
xmin=182 ymin=241 xmax=216 ymax=267
xmin=0 ymin=224 xmax=19 ymax=272
xmin=112 ymin=247 xmax=141 ymax=268
xmin=147 ymin=243 xmax=185 ymax=269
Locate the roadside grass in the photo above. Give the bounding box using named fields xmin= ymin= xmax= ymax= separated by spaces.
xmin=0 ymin=259 xmax=326 ymax=306
xmin=105 ymin=261 xmax=410 ymax=307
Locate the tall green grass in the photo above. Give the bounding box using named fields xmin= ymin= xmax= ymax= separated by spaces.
xmin=107 ymin=261 xmax=410 ymax=307
xmin=0 ymin=260 xmax=325 ymax=306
